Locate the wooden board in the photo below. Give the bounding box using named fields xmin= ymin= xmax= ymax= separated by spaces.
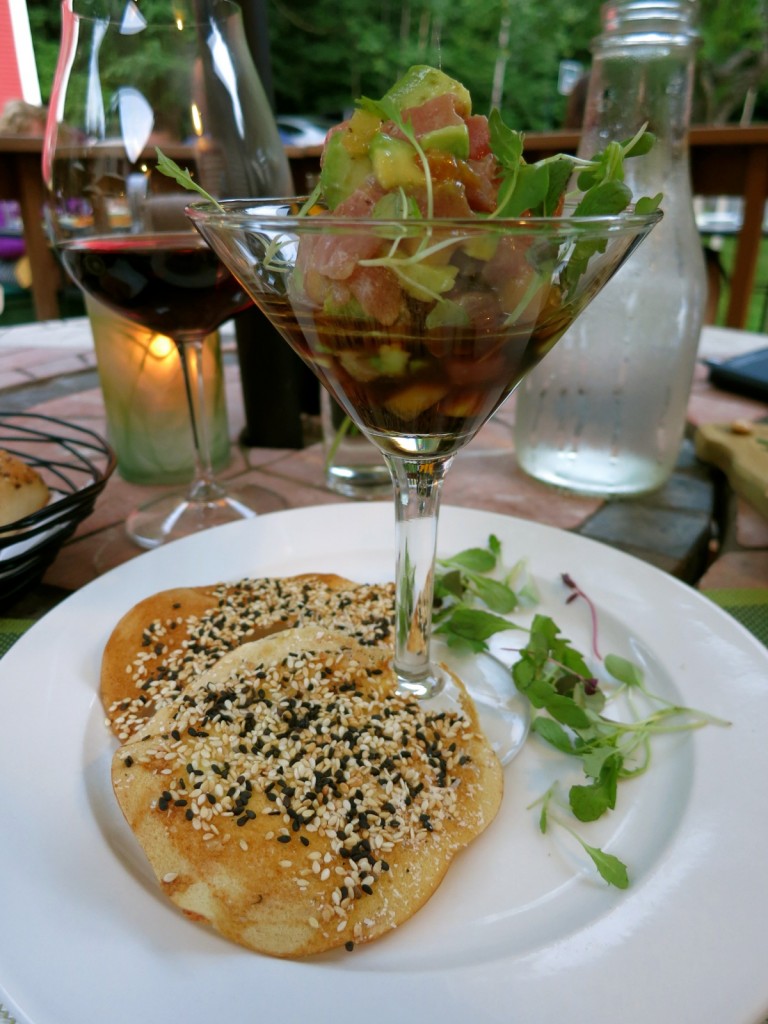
xmin=694 ymin=421 xmax=768 ymax=520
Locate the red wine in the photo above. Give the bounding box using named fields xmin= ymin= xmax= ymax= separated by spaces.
xmin=59 ymin=233 xmax=252 ymax=338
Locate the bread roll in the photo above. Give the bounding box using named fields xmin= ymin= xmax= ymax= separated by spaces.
xmin=0 ymin=449 xmax=49 ymax=527
xmin=111 ymin=626 xmax=503 ymax=957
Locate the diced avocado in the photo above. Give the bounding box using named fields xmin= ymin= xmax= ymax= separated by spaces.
xmin=425 ymin=299 xmax=471 ymax=330
xmin=369 ymin=133 xmax=424 ymax=191
xmin=339 ymin=351 xmax=383 ymax=382
xmin=372 ymin=344 xmax=410 ymax=376
xmin=461 ymin=235 xmax=498 ymax=261
xmin=398 ymin=261 xmax=459 ymax=303
xmin=324 ymin=294 xmax=367 ymax=320
xmin=372 ymin=191 xmax=421 ymax=220
xmin=383 ymin=65 xmax=472 ymax=118
xmin=420 ymin=123 xmax=470 ymax=159
xmin=320 ymin=131 xmax=372 ymax=210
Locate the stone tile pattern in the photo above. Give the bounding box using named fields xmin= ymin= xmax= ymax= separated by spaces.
xmin=2 ymin=318 xmax=766 ymax=611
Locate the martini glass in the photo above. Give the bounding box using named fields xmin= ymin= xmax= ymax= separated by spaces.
xmin=188 ymin=199 xmax=661 ymax=761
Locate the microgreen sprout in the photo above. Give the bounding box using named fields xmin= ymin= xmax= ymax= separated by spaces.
xmin=532 ymin=784 xmax=630 ymax=889
xmin=561 ymin=572 xmax=602 ymax=659
xmin=432 ymin=534 xmax=729 ymax=888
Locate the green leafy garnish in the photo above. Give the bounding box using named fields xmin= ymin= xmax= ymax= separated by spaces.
xmin=534 ymin=784 xmax=630 ymax=888
xmin=488 ymin=119 xmax=658 ymax=223
xmin=432 ymin=536 xmax=729 ymax=888
xmin=155 ymin=147 xmax=223 ymax=210
xmin=433 ymin=536 xmax=535 ymax=651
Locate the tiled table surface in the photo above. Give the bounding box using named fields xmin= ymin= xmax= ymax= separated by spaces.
xmin=1 ymin=317 xmax=767 ymax=615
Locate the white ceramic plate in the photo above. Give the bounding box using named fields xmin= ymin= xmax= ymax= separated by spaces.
xmin=1 ymin=503 xmax=767 ymax=1024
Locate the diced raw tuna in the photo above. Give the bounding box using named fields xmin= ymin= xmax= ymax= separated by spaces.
xmin=348 ymin=265 xmax=404 ymax=325
xmin=389 ymin=93 xmax=465 ymax=139
xmin=313 ymin=186 xmax=385 ymax=279
xmin=466 ymin=115 xmax=492 ymax=159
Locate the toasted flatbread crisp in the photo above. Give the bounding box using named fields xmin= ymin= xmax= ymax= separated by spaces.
xmin=101 ymin=574 xmax=395 ymax=740
xmin=111 ymin=626 xmax=503 ymax=958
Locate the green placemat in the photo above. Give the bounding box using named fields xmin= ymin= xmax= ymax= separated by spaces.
xmin=0 ymin=619 xmax=35 ymax=659
xmin=703 ymin=588 xmax=768 ymax=648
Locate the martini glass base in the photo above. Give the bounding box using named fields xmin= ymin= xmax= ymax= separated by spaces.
xmin=424 ymin=640 xmax=530 ymax=765
xmin=126 ymin=482 xmax=287 ymax=549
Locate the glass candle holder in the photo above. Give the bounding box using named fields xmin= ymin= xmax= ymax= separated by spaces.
xmin=86 ymin=296 xmax=230 ymax=485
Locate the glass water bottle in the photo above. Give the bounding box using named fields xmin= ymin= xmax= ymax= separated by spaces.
xmin=514 ymin=0 xmax=707 ymax=497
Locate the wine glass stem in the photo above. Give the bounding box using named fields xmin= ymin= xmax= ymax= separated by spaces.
xmin=385 ymin=453 xmax=453 ymax=700
xmin=175 ymin=336 xmax=223 ymax=502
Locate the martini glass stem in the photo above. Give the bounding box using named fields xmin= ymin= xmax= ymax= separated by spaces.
xmin=176 ymin=335 xmax=225 ymax=502
xmin=385 ymin=453 xmax=454 ymax=699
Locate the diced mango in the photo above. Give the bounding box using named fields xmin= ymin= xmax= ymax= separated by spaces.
xmin=438 ymin=391 xmax=486 ymax=418
xmin=343 ymin=108 xmax=383 ymax=157
xmin=385 ymin=382 xmax=448 ymax=420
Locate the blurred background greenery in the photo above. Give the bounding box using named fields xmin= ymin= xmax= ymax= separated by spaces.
xmin=5 ymin=0 xmax=764 ymax=333
xmin=26 ymin=0 xmax=768 ymax=130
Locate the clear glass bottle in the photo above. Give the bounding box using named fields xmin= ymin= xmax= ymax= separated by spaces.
xmin=514 ymin=0 xmax=707 ymax=497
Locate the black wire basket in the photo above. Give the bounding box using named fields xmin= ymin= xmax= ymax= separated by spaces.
xmin=0 ymin=412 xmax=116 ymax=604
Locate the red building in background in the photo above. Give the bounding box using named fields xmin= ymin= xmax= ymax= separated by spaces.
xmin=0 ymin=0 xmax=40 ymax=112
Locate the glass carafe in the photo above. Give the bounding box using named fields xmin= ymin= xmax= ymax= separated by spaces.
xmin=43 ymin=0 xmax=293 ymax=547
xmin=514 ymin=0 xmax=707 ymax=497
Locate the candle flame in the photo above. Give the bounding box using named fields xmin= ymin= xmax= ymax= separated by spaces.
xmin=148 ymin=335 xmax=176 ymax=362
xmin=190 ymin=103 xmax=204 ymax=137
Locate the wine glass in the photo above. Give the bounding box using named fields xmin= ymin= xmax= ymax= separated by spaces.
xmin=42 ymin=0 xmax=294 ymax=548
xmin=188 ymin=199 xmax=661 ymax=761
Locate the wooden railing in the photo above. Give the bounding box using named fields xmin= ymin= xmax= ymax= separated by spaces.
xmin=0 ymin=134 xmax=62 ymax=321
xmin=520 ymin=125 xmax=768 ymax=330
xmin=2 ymin=125 xmax=767 ymax=328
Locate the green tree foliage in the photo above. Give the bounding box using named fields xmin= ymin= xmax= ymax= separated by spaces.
xmin=27 ymin=0 xmax=768 ymax=129
xmin=695 ymin=0 xmax=768 ymax=122
xmin=267 ymin=0 xmax=602 ymax=129
xmin=27 ymin=0 xmax=62 ymax=100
